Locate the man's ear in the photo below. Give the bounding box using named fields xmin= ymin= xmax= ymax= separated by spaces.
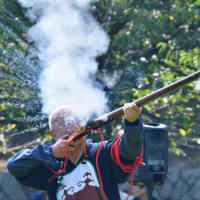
xmin=49 ymin=130 xmax=54 ymax=138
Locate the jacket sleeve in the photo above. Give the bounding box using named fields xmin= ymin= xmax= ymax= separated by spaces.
xmin=7 ymin=144 xmax=58 ymax=178
xmin=7 ymin=143 xmax=59 ymax=189
xmin=87 ymin=116 xmax=143 ymax=185
xmin=119 ymin=116 xmax=143 ymax=161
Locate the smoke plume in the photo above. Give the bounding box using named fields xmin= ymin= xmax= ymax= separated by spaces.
xmin=18 ymin=0 xmax=109 ymax=120
xmin=195 ymin=79 xmax=200 ymax=91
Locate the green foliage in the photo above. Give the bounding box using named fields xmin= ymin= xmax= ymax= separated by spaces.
xmin=0 ymin=0 xmax=48 ymax=150
xmin=93 ymin=0 xmax=200 ymax=158
xmin=0 ymin=0 xmax=200 ymax=160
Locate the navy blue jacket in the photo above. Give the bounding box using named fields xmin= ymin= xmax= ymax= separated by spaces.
xmin=7 ymin=118 xmax=143 ymax=200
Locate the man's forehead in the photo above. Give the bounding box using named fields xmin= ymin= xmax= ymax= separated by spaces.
xmin=51 ymin=106 xmax=72 ymax=119
xmin=50 ymin=106 xmax=80 ymax=127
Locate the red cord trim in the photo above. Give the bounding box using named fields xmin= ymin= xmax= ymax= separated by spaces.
xmin=48 ymin=128 xmax=109 ymax=200
xmin=48 ymin=130 xmax=144 ymax=200
xmin=95 ymin=129 xmax=109 ymax=200
xmin=48 ymin=129 xmax=92 ymax=177
xmin=110 ymin=134 xmax=145 ymax=200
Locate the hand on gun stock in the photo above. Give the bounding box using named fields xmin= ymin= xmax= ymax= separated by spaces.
xmin=123 ymin=102 xmax=142 ymax=123
xmin=51 ymin=134 xmax=87 ymax=159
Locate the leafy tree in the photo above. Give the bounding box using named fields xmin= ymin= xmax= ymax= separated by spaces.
xmin=0 ymin=0 xmax=200 ymax=164
xmin=0 ymin=0 xmax=47 ymax=151
xmin=93 ymin=0 xmax=200 ymax=158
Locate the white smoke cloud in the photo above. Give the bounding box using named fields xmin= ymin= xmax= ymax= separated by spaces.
xmin=18 ymin=0 xmax=109 ymax=120
xmin=101 ymin=71 xmax=119 ymax=88
xmin=195 ymin=79 xmax=200 ymax=91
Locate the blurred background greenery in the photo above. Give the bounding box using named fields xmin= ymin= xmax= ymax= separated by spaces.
xmin=0 ymin=0 xmax=200 ymax=164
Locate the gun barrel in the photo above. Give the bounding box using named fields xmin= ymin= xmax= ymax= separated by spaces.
xmin=89 ymin=70 xmax=200 ymax=129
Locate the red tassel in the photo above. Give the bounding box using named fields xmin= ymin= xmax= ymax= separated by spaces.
xmin=110 ymin=134 xmax=145 ymax=200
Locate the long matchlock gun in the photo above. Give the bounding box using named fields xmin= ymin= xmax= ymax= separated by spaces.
xmin=71 ymin=70 xmax=200 ymax=140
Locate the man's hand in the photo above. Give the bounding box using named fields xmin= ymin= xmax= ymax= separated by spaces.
xmin=51 ymin=134 xmax=86 ymax=159
xmin=123 ymin=102 xmax=142 ymax=122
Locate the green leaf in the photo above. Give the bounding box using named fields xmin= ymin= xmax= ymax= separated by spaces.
xmin=170 ymin=138 xmax=177 ymax=147
xmin=179 ymin=128 xmax=186 ymax=136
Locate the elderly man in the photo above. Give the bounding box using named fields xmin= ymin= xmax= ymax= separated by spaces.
xmin=7 ymin=102 xmax=143 ymax=200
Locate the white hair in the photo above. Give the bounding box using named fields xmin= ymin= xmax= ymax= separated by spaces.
xmin=49 ymin=105 xmax=79 ymax=131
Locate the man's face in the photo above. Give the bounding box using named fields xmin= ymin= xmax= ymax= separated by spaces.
xmin=51 ymin=122 xmax=81 ymax=141
xmin=49 ymin=107 xmax=82 ymax=141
